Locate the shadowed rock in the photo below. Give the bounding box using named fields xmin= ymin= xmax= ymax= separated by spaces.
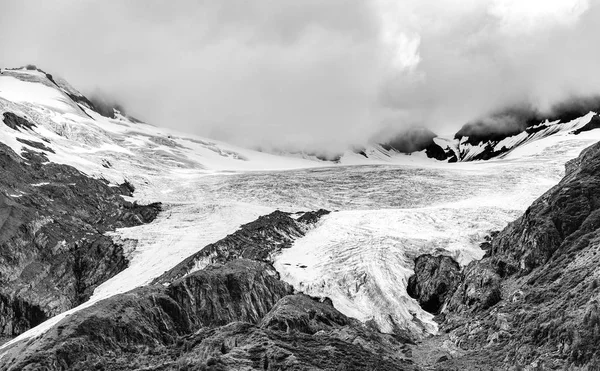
xmin=407 ymin=254 xmax=462 ymax=314
xmin=0 ymin=128 xmax=161 ymax=338
xmin=489 ymin=140 xmax=600 ymax=276
xmin=0 ymin=262 xmax=417 ymax=371
xmin=2 ymin=113 xmax=36 ymax=132
xmin=446 ymin=261 xmax=501 ymax=313
xmin=261 ymin=294 xmax=349 ymax=334
xmin=431 ymin=141 xmax=600 ymax=370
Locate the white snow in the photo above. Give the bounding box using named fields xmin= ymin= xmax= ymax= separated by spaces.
xmin=0 ymin=76 xmax=77 ymax=114
xmin=93 ymin=201 xmax=273 ymax=299
xmin=2 ymin=75 xmax=600 ymax=349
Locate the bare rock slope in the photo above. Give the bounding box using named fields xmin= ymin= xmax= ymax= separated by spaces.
xmin=0 ymin=112 xmax=160 ymax=339
xmin=0 ymin=212 xmax=418 ymax=370
xmin=409 ymin=141 xmax=600 ymax=370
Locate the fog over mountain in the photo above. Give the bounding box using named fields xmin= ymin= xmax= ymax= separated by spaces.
xmin=1 ymin=0 xmax=599 ymax=152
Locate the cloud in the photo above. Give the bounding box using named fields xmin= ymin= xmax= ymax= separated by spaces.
xmin=1 ymin=0 xmax=599 ymax=151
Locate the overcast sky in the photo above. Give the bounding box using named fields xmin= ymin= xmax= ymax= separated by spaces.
xmin=1 ymin=0 xmax=599 ymax=152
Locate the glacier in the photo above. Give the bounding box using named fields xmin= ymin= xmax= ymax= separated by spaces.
xmin=2 ymin=66 xmax=600 ymax=349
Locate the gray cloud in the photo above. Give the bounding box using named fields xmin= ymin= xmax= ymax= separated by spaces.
xmin=1 ymin=0 xmax=599 ymax=152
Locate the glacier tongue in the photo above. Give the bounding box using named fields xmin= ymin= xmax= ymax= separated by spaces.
xmin=273 ymin=208 xmax=516 ymax=336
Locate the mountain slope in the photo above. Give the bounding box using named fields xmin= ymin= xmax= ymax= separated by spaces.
xmin=0 ymin=115 xmax=160 ymax=340
xmin=407 ymin=141 xmax=600 ymax=369
xmin=3 ymin=66 xmax=600 ymax=369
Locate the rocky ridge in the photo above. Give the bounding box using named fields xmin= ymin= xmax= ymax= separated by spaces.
xmin=0 ymin=210 xmax=418 ymax=370
xmin=3 ymin=65 xmax=600 ymax=370
xmin=155 ymin=209 xmax=330 ymax=284
xmin=0 ymin=112 xmax=160 ymax=340
xmin=407 ymin=141 xmax=600 ymax=369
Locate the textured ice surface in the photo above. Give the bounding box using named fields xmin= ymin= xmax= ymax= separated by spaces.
xmin=2 ymin=73 xmax=600 ymax=347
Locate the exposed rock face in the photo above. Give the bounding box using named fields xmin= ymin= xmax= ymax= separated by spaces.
xmin=489 ymin=140 xmax=600 ymax=276
xmin=450 ymin=111 xmax=600 ymax=162
xmin=572 ymin=114 xmax=600 ymax=134
xmin=0 ymin=116 xmax=161 ymax=338
xmin=424 ymin=141 xmax=456 ymax=162
xmin=155 ymin=209 xmax=330 ymax=284
xmin=261 ymin=294 xmax=349 ymax=334
xmin=2 ymin=112 xmax=36 ymax=132
xmin=167 ymin=260 xmax=293 ymax=327
xmin=0 ymin=261 xmax=417 ymax=371
xmin=446 ymin=261 xmax=501 ymax=313
xmin=428 ymin=141 xmax=600 ymax=370
xmin=407 ymin=254 xmax=462 ymax=314
xmin=15 ymin=138 xmax=55 ymax=153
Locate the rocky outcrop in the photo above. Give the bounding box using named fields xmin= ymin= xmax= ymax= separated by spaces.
xmin=0 ymin=122 xmax=161 ymax=338
xmin=489 ymin=140 xmax=600 ymax=276
xmin=260 ymin=294 xmax=349 ymax=334
xmin=424 ymin=141 xmax=457 ymax=162
xmin=2 ymin=112 xmax=36 ymax=132
xmin=155 ymin=209 xmax=330 ymax=284
xmin=167 ymin=260 xmax=293 ymax=327
xmin=446 ymin=261 xmax=501 ymax=313
xmin=0 ymin=261 xmax=417 ymax=371
xmin=428 ymin=141 xmax=600 ymax=370
xmin=572 ymin=114 xmax=600 ymax=134
xmin=407 ymin=254 xmax=462 ymax=314
xmin=15 ymin=138 xmax=55 ymax=153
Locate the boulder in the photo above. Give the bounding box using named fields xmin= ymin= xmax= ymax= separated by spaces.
xmin=407 ymin=254 xmax=462 ymax=314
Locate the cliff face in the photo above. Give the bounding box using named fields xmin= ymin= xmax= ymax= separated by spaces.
xmin=0 ymin=112 xmax=160 ymax=338
xmin=407 ymin=141 xmax=600 ymax=370
xmin=489 ymin=141 xmax=600 ymax=276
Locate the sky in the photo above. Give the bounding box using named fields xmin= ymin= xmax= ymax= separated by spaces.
xmin=1 ymin=0 xmax=599 ymax=152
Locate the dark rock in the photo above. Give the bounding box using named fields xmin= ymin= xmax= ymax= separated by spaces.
xmin=115 ymin=180 xmax=135 ymax=197
xmin=20 ymin=147 xmax=49 ymax=163
xmin=65 ymin=93 xmax=99 ymax=113
xmin=446 ymin=261 xmax=501 ymax=312
xmin=15 ymin=138 xmax=55 ymax=153
xmin=573 ymin=115 xmax=600 ymax=135
xmin=0 ymin=260 xmax=418 ymax=371
xmin=2 ymin=113 xmax=36 ymax=132
xmin=425 ymin=141 xmax=455 ymax=162
xmin=431 ymin=140 xmax=600 ymax=370
xmin=155 ymin=209 xmax=329 ymax=284
xmin=166 ymin=260 xmax=293 ymax=327
xmin=260 ymin=294 xmax=349 ymax=334
xmin=489 ymin=141 xmax=600 ymax=275
xmin=407 ymin=254 xmax=462 ymax=314
xmin=0 ymin=136 xmax=161 ymax=338
xmin=0 ymin=294 xmax=47 ymax=337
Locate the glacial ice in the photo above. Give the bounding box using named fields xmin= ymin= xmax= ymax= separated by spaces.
xmin=2 ymin=71 xmax=600 ymax=348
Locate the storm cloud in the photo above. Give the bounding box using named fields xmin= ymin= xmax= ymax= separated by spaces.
xmin=1 ymin=0 xmax=599 ymax=151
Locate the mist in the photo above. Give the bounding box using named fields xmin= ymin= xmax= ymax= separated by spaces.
xmin=1 ymin=0 xmax=599 ymax=152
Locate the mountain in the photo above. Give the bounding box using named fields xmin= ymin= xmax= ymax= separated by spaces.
xmin=408 ymin=140 xmax=600 ymax=369
xmin=256 ymin=111 xmax=600 ymax=166
xmin=2 ymin=65 xmax=600 ymax=370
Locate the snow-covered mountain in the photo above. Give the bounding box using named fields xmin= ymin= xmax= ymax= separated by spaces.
xmin=258 ymin=111 xmax=600 ymax=165
xmin=2 ymin=66 xmax=600 ymax=369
